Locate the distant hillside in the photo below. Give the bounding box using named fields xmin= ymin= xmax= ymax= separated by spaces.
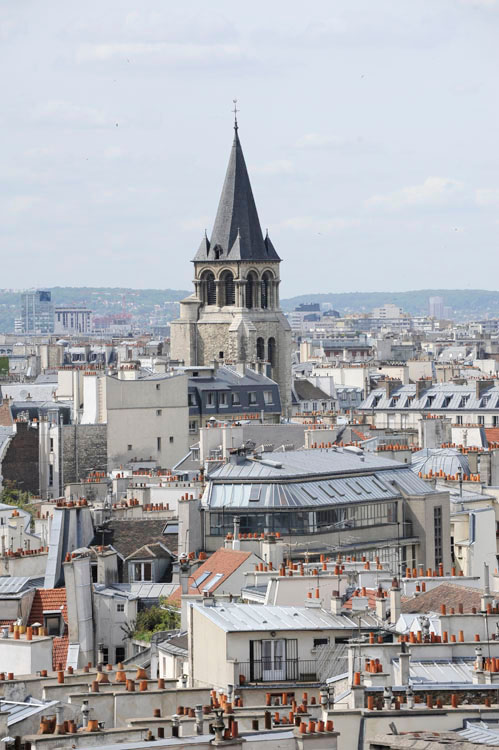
xmin=0 ymin=287 xmax=189 ymax=333
xmin=1 ymin=287 xmax=499 ymax=332
xmin=280 ymin=289 xmax=499 ymax=320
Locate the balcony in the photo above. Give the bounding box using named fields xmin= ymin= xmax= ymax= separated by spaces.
xmin=237 ymin=659 xmax=317 ymax=684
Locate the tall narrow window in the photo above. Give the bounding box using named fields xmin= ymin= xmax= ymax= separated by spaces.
xmin=221 ymin=271 xmax=235 ymax=306
xmin=261 ymin=272 xmax=273 ymax=309
xmin=246 ymin=272 xmax=258 ymax=309
xmin=268 ymin=337 xmax=276 ymax=370
xmin=201 ymin=271 xmax=217 ymax=305
xmin=256 ymin=337 xmax=265 ymax=361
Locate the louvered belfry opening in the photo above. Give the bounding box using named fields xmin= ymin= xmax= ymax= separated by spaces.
xmin=246 ymin=272 xmax=258 ymax=309
xmin=221 ymin=270 xmax=235 ymax=306
xmin=201 ymin=271 xmax=217 ymax=306
xmin=256 ymin=337 xmax=265 ymax=361
xmin=261 ymin=271 xmax=273 ymax=309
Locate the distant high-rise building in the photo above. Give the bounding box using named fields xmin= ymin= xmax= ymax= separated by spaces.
xmin=371 ymin=303 xmax=405 ymax=319
xmin=54 ymin=305 xmax=93 ymax=334
xmin=429 ymin=296 xmax=444 ymax=319
xmin=17 ymin=290 xmax=54 ymax=334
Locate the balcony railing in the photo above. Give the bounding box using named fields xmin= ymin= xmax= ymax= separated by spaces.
xmin=237 ymin=659 xmax=317 ymax=684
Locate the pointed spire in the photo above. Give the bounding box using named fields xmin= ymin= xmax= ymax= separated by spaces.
xmin=233 ymin=99 xmax=239 ymax=132
xmin=194 ymin=118 xmax=280 ymax=262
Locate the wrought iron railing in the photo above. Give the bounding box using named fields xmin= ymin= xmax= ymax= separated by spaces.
xmin=236 ymin=659 xmax=317 ymax=684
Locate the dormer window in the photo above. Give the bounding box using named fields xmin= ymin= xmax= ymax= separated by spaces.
xmin=213 ymin=245 xmax=222 ymax=259
xmin=133 ymin=562 xmax=152 ymax=582
xmin=44 ymin=612 xmax=63 ymax=636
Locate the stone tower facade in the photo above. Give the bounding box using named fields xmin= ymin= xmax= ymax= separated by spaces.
xmin=170 ymin=123 xmax=292 ymax=416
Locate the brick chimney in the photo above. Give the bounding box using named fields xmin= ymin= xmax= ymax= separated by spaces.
xmin=389 ymin=578 xmax=401 ymax=625
xmin=476 ymin=379 xmax=492 ymax=400
xmin=384 ymin=379 xmax=402 ymax=399
xmin=416 ymin=378 xmax=432 ymax=400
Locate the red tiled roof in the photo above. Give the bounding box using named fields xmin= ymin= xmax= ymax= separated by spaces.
xmin=343 ymin=588 xmax=379 ymax=610
xmin=29 ymin=589 xmax=68 ymax=626
xmin=52 ymin=635 xmax=69 ymax=671
xmin=170 ymin=548 xmax=253 ymax=604
xmin=401 ymin=583 xmax=483 ymax=614
xmin=352 ymin=428 xmax=368 ymax=441
xmin=485 ymin=428 xmax=499 ymax=444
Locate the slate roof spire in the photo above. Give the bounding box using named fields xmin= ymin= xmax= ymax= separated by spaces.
xmin=194 ymin=118 xmax=280 ymax=262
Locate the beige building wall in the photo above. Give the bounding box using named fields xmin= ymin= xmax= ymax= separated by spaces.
xmin=106 ymin=373 xmax=189 ymax=470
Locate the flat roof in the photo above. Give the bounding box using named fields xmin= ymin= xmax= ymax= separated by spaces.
xmin=191 ymin=602 xmax=377 ymax=632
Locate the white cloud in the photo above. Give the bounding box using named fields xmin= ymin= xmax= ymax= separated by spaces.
xmin=31 ymin=101 xmax=110 ymax=128
xmin=476 ymin=188 xmax=499 ymax=207
xmin=366 ymin=177 xmax=466 ymax=211
xmin=458 ymin=0 xmax=499 ymax=7
xmin=277 ymin=216 xmax=358 ymax=233
xmin=4 ymin=196 xmax=40 ymax=216
xmin=254 ymin=160 xmax=294 ymax=176
xmin=180 ymin=216 xmax=212 ymax=233
xmin=294 ymin=133 xmax=373 ymax=152
xmin=76 ymin=41 xmax=249 ymax=68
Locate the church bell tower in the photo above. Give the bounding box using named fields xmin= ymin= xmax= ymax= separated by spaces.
xmin=170 ymin=116 xmax=292 ymax=416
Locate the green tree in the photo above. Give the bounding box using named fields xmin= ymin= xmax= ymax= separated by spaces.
xmin=131 ymin=597 xmax=181 ymax=642
xmin=0 ymin=481 xmax=33 ymax=516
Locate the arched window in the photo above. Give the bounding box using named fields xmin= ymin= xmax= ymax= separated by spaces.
xmin=256 ymin=337 xmax=265 ymax=361
xmin=268 ymin=337 xmax=276 ymax=370
xmin=246 ymin=272 xmax=258 ymax=309
xmin=261 ymin=271 xmax=273 ymax=309
xmin=220 ymin=270 xmax=235 ymax=306
xmin=201 ymin=271 xmax=216 ymax=306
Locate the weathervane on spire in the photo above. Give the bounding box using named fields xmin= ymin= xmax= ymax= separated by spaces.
xmin=232 ymin=99 xmax=239 ymax=131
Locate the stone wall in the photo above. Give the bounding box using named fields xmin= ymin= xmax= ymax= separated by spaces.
xmin=62 ymin=424 xmax=107 ymax=486
xmin=2 ymin=421 xmax=39 ymax=493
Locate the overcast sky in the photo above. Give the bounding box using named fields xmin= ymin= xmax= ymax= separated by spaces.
xmin=1 ymin=0 xmax=499 ymax=297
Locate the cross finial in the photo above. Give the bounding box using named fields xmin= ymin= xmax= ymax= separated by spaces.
xmin=232 ymin=99 xmax=239 ymax=131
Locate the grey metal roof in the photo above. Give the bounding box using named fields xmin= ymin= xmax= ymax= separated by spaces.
xmin=189 ymin=365 xmax=277 ymax=390
xmin=433 ymin=481 xmax=493 ymax=504
xmin=0 ymin=698 xmax=59 ymax=727
xmin=194 ymin=127 xmax=280 ymax=263
xmin=0 ymin=426 xmax=14 ymax=456
xmin=403 ymin=659 xmax=474 ymax=685
xmin=76 ymin=736 xmax=215 ymax=750
xmin=208 ymin=448 xmax=404 ymax=481
xmin=205 ymin=450 xmax=438 ymax=510
xmin=1 ymin=384 xmax=57 ymax=402
xmin=293 ymin=380 xmax=332 ymax=402
xmin=411 ymin=448 xmax=470 ymax=477
xmin=0 ymin=577 xmax=31 ymax=594
xmin=460 ymin=721 xmax=499 ymax=745
xmin=129 ymin=583 xmax=177 ymax=599
xmin=361 ymin=383 xmax=499 ymax=411
xmin=110 ymin=582 xmax=177 ymax=600
xmin=191 ymin=602 xmax=378 ymax=632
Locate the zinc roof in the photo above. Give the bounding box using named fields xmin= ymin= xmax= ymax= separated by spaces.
xmin=206 ymin=459 xmax=437 ymax=511
xmin=1 ymin=698 xmax=59 ymax=727
xmin=191 ymin=602 xmax=377 ymax=632
xmin=361 ymin=383 xmax=499 ymax=411
xmin=208 ymin=448 xmax=404 ymax=481
xmin=0 ymin=577 xmax=31 ymax=594
xmin=460 ymin=722 xmax=499 ymax=745
xmin=404 ymin=659 xmax=473 ymax=685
